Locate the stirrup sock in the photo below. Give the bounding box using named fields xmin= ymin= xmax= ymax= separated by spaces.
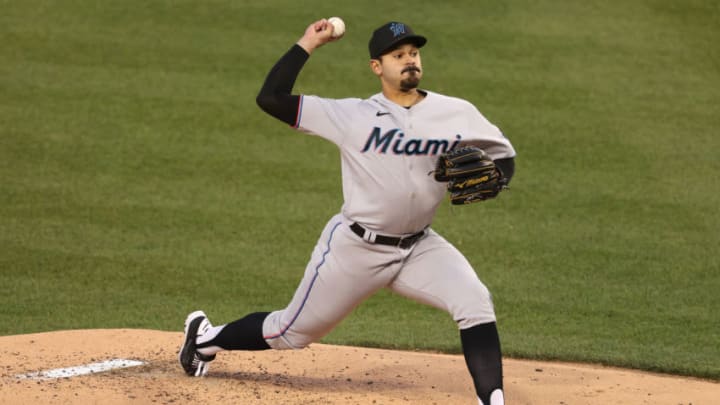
xmin=197 ymin=312 xmax=271 ymax=354
xmin=461 ymin=322 xmax=504 ymax=405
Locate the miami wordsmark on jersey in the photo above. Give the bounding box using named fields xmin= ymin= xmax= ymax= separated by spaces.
xmin=295 ymin=90 xmax=515 ymax=235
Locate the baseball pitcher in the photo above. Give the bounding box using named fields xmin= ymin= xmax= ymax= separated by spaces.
xmin=179 ymin=19 xmax=516 ymax=405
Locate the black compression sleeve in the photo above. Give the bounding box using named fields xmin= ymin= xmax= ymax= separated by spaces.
xmin=255 ymin=44 xmax=310 ymax=126
xmin=494 ymin=157 xmax=515 ymax=184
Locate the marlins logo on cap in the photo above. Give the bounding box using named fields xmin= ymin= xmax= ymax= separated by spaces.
xmin=368 ymin=21 xmax=427 ymax=59
xmin=389 ymin=22 xmax=407 ymax=37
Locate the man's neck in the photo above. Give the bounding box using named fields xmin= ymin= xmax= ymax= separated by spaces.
xmin=382 ymin=88 xmax=426 ymax=108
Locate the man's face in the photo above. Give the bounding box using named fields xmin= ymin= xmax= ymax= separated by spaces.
xmin=373 ymin=43 xmax=423 ymax=91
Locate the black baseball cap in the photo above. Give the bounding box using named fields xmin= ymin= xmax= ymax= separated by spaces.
xmin=368 ymin=22 xmax=427 ymax=59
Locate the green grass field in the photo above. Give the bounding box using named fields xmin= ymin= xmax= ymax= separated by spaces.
xmin=1 ymin=0 xmax=718 ymax=379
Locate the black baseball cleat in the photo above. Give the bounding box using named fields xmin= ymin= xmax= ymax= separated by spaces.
xmin=178 ymin=310 xmax=216 ymax=377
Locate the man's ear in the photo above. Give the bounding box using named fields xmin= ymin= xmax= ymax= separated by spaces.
xmin=369 ymin=59 xmax=382 ymax=76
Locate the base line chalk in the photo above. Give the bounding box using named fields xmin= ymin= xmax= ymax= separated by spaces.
xmin=15 ymin=358 xmax=146 ymax=380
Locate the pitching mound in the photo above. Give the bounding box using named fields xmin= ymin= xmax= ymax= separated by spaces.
xmin=1 ymin=329 xmax=717 ymax=404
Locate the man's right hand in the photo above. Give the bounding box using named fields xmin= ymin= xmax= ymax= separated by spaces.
xmin=297 ymin=19 xmax=341 ymax=54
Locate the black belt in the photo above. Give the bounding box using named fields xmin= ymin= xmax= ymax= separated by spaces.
xmin=350 ymin=222 xmax=426 ymax=249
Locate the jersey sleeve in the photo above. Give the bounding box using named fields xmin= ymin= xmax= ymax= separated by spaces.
xmin=294 ymin=95 xmax=359 ymax=146
xmin=465 ymin=103 xmax=516 ymax=160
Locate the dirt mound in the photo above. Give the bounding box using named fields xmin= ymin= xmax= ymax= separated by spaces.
xmin=1 ymin=329 xmax=717 ymax=404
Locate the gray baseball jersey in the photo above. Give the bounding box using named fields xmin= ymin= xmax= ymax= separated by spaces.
xmin=262 ymin=90 xmax=516 ymax=349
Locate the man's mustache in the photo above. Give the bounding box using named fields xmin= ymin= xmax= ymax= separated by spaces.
xmin=402 ymin=66 xmax=421 ymax=74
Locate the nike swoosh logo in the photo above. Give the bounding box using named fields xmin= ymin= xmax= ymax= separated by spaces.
xmin=376 ymin=111 xmax=391 ymax=116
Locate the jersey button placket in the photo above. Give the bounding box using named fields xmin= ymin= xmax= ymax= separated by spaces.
xmin=405 ymin=110 xmax=416 ymax=197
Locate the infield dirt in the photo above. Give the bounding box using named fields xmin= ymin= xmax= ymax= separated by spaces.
xmin=1 ymin=329 xmax=717 ymax=404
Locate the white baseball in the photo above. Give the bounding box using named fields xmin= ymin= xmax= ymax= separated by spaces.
xmin=328 ymin=17 xmax=345 ymax=38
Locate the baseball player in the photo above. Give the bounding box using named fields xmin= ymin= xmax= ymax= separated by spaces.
xmin=179 ymin=19 xmax=516 ymax=405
